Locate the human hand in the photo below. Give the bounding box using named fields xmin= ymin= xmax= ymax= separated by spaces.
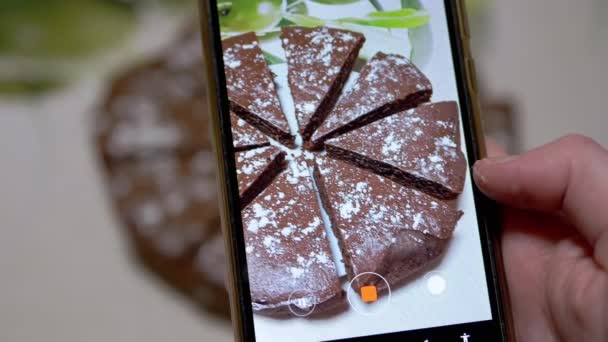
xmin=473 ymin=135 xmax=608 ymax=342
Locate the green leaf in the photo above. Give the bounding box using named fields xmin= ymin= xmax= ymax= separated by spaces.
xmin=0 ymin=0 xmax=135 ymax=58
xmin=0 ymin=78 xmax=65 ymax=97
xmin=367 ymin=8 xmax=418 ymax=17
xmin=337 ymin=10 xmax=430 ymax=28
xmin=217 ymin=2 xmax=232 ymax=13
xmin=282 ymin=13 xmax=326 ymax=27
xmin=401 ymin=0 xmax=422 ymax=10
xmin=368 ymin=0 xmax=383 ymax=11
xmin=219 ymin=0 xmax=283 ymax=33
xmin=262 ymin=50 xmax=285 ymax=65
xmin=310 ymin=0 xmax=361 ymax=4
xmin=286 ymin=0 xmax=308 ymax=15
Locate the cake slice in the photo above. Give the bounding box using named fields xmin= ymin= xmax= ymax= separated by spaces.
xmin=222 ymin=33 xmax=293 ymax=145
xmin=281 ymin=26 xmax=364 ymax=140
xmin=241 ymin=156 xmax=343 ymax=316
xmin=314 ymin=156 xmax=462 ymax=292
xmin=326 ymin=102 xmax=466 ymax=200
xmin=236 ymin=146 xmax=286 ymax=209
xmin=311 ymin=52 xmax=432 ymax=146
xmin=230 ymin=112 xmax=269 ymax=152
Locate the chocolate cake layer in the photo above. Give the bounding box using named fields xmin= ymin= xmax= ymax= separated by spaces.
xmin=230 ymin=111 xmax=269 ymax=152
xmin=281 ymin=26 xmax=364 ymax=140
xmin=236 ymin=146 xmax=286 ymax=209
xmin=326 ymin=101 xmax=466 ymax=200
xmin=242 ymin=156 xmax=343 ymax=316
xmin=104 ymin=149 xmax=229 ymax=314
xmin=222 ymin=32 xmax=293 ymax=145
xmin=314 ymin=156 xmax=462 ymax=291
xmin=95 ymin=59 xmax=209 ymax=161
xmin=311 ymin=52 xmax=432 ymax=146
xmin=95 ymin=28 xmax=234 ymax=316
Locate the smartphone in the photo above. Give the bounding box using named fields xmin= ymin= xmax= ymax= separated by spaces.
xmin=199 ymin=1 xmax=514 ymax=341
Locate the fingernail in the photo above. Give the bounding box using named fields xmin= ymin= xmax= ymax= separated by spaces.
xmin=473 ymin=155 xmax=518 ymax=188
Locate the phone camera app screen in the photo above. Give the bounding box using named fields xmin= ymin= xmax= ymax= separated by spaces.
xmin=217 ymin=1 xmax=497 ymax=340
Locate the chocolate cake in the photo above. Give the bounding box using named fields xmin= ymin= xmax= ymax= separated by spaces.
xmin=325 ymin=102 xmax=466 ymax=200
xmin=95 ymin=29 xmax=209 ymax=161
xmin=224 ymin=28 xmax=471 ymax=316
xmin=95 ymin=28 xmax=230 ymax=316
xmin=314 ymin=156 xmax=462 ymax=291
xmin=280 ymin=26 xmax=365 ymax=140
xmin=241 ymin=156 xmax=343 ymax=315
xmin=222 ymin=33 xmax=293 ymax=146
xmin=236 ymin=146 xmax=286 ymax=209
xmin=311 ymin=52 xmax=432 ymax=146
xmin=230 ymin=111 xmax=269 ymax=152
xmin=105 ymin=150 xmax=229 ymax=314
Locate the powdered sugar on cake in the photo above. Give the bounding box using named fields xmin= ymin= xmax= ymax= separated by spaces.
xmin=326 ymin=102 xmax=466 ymax=195
xmin=230 ymin=112 xmax=269 ymax=150
xmin=223 ymin=33 xmax=290 ymax=133
xmin=314 ymin=156 xmax=461 ymax=277
xmin=281 ymin=26 xmax=364 ymax=135
xmin=241 ymin=155 xmax=341 ymax=311
xmin=313 ymin=52 xmax=431 ymax=141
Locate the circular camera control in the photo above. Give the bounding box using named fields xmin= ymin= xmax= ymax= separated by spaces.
xmin=287 ymin=290 xmax=317 ymax=317
xmin=346 ymin=272 xmax=391 ymax=316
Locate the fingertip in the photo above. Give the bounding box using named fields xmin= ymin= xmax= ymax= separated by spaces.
xmin=473 ymin=156 xmax=519 ymax=196
xmin=472 ymin=160 xmax=491 ymax=196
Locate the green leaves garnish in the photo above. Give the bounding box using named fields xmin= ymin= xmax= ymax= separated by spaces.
xmin=217 ymin=2 xmax=232 ymax=15
xmin=280 ymin=8 xmax=429 ymax=30
xmin=282 ymin=13 xmax=327 ymax=27
xmin=263 ymin=50 xmax=285 ymax=65
xmin=336 ymin=9 xmax=430 ymax=28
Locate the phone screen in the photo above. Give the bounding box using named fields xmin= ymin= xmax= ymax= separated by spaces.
xmin=209 ymin=0 xmax=506 ymax=340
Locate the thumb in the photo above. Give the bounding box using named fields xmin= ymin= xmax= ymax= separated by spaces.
xmin=473 ymin=134 xmax=608 ymax=269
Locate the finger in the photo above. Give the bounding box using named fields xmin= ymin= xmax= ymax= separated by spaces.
xmin=473 ymin=134 xmax=608 ymax=268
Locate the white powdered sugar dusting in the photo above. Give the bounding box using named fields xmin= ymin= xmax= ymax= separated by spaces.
xmin=329 ymin=103 xmax=463 ymax=189
xmin=315 ymin=157 xmax=459 ymax=276
xmin=282 ymin=27 xmax=362 ymax=126
xmin=316 ymin=53 xmax=430 ymax=139
xmin=223 ymin=36 xmax=289 ymax=132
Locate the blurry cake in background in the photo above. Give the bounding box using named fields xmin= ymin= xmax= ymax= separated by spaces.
xmin=94 ymin=28 xmax=230 ymax=317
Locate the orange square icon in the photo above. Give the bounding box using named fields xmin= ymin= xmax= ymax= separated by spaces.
xmin=360 ymin=285 xmax=378 ymax=303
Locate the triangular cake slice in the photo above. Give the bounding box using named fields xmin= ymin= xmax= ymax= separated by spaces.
xmin=236 ymin=146 xmax=286 ymax=209
xmin=314 ymin=156 xmax=462 ymax=292
xmin=311 ymin=52 xmax=432 ymax=146
xmin=222 ymin=33 xmax=293 ymax=146
xmin=241 ymin=156 xmax=343 ymax=316
xmin=230 ymin=111 xmax=269 ymax=152
xmin=281 ymin=26 xmax=365 ymax=140
xmin=326 ymin=102 xmax=466 ymax=199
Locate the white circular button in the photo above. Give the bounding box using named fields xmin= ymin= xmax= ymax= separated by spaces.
xmin=425 ymin=272 xmax=447 ymax=296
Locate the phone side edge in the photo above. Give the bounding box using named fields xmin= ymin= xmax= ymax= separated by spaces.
xmin=198 ymin=1 xmax=245 ymax=341
xmin=450 ymin=1 xmax=516 ymax=341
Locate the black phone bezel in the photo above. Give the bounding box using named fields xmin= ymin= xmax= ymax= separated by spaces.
xmin=201 ymin=0 xmax=512 ymax=340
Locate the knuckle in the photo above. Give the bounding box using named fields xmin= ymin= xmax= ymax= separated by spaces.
xmin=559 ymin=134 xmax=601 ymax=151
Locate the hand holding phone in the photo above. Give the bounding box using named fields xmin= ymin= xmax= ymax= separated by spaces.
xmin=476 ymin=136 xmax=608 ymax=342
xmin=200 ymin=1 xmax=513 ymax=340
